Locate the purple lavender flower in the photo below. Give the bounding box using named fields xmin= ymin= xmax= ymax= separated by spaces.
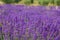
xmin=0 ymin=5 xmax=60 ymax=40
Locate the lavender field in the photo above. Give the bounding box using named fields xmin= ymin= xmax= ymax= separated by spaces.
xmin=0 ymin=5 xmax=60 ymax=40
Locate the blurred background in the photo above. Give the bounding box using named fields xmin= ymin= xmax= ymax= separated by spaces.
xmin=0 ymin=0 xmax=60 ymax=6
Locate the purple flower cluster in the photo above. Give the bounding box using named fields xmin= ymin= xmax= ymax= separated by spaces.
xmin=0 ymin=5 xmax=60 ymax=40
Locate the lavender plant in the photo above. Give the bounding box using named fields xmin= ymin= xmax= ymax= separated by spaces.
xmin=0 ymin=5 xmax=60 ymax=40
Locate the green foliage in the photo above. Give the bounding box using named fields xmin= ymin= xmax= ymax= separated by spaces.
xmin=2 ymin=0 xmax=14 ymax=4
xmin=0 ymin=35 xmax=4 ymax=40
xmin=2 ymin=0 xmax=21 ymax=4
xmin=31 ymin=0 xmax=33 ymax=3
xmin=0 ymin=31 xmax=4 ymax=40
xmin=14 ymin=0 xmax=21 ymax=3
xmin=38 ymin=0 xmax=54 ymax=5
xmin=42 ymin=1 xmax=49 ymax=5
xmin=1 ymin=0 xmax=60 ymax=6
xmin=56 ymin=0 xmax=60 ymax=6
xmin=24 ymin=0 xmax=33 ymax=5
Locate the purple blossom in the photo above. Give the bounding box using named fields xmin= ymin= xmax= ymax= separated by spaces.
xmin=0 ymin=5 xmax=60 ymax=40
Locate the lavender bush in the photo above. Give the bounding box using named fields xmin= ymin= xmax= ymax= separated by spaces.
xmin=0 ymin=5 xmax=60 ymax=40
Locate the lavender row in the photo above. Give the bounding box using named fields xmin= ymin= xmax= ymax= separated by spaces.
xmin=0 ymin=5 xmax=60 ymax=40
